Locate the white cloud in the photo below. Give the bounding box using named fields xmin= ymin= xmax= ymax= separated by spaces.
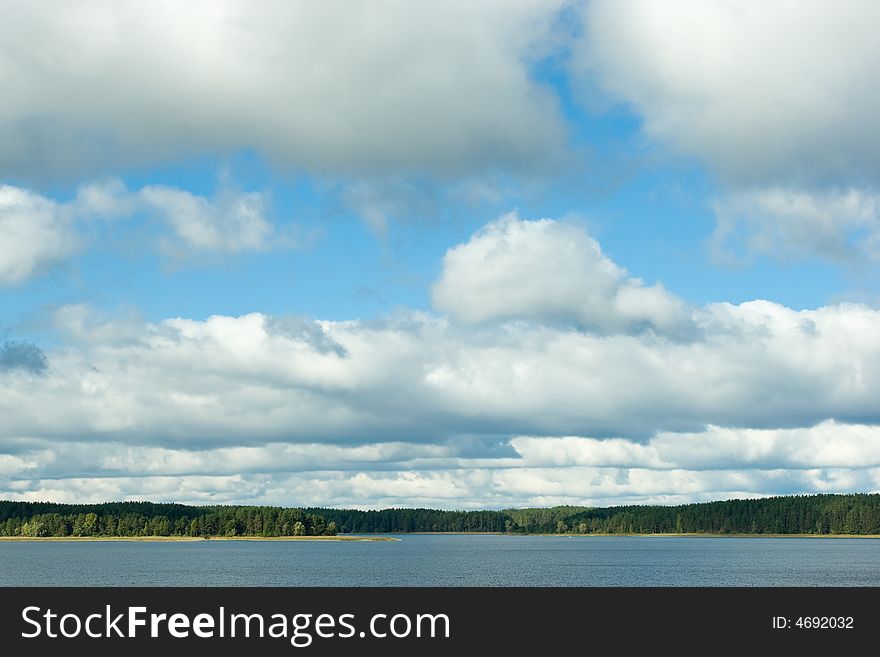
xmin=511 ymin=421 xmax=880 ymax=471
xmin=3 ymin=213 xmax=880 ymax=506
xmin=8 ymin=420 xmax=878 ymax=484
xmin=576 ymin=0 xmax=880 ymax=187
xmin=0 ymin=0 xmax=568 ymax=180
xmin=0 ymin=184 xmax=75 ymax=284
xmin=3 ymin=447 xmax=880 ymax=508
xmin=432 ymin=212 xmax=689 ymax=333
xmin=2 ymin=294 xmax=878 ymax=448
xmin=576 ymin=1 xmax=880 ymax=264
xmin=139 ymin=185 xmax=277 ymax=253
xmin=72 ymin=178 xmax=137 ymax=220
xmin=3 ymin=215 xmax=878 ymax=449
xmin=0 ymin=179 xmax=290 ymax=283
xmin=711 ymin=187 xmax=880 ymax=263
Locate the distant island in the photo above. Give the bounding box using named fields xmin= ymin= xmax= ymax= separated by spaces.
xmin=2 ymin=493 xmax=879 ymax=539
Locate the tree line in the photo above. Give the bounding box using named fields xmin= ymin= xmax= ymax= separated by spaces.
xmin=310 ymin=494 xmax=880 ymax=535
xmin=0 ymin=501 xmax=336 ymax=538
xmin=2 ymin=494 xmax=879 ymax=537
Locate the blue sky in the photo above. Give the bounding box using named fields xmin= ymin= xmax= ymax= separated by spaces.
xmin=1 ymin=1 xmax=879 ymax=508
xmin=2 ymin=115 xmax=853 ymax=331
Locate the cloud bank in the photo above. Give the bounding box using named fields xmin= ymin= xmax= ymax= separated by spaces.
xmin=2 ymin=214 xmax=879 ymax=506
xmin=5 ymin=1 xmax=877 ymax=269
xmin=2 ymin=2 xmax=879 ymax=507
xmin=6 ymin=294 xmax=875 ymax=446
xmin=4 ymin=422 xmax=880 ymax=508
xmin=0 ymin=0 xmax=567 ymax=180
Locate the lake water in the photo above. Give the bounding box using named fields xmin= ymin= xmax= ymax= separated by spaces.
xmin=2 ymin=535 xmax=879 ymax=586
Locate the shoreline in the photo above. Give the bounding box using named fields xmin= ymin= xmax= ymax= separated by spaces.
xmin=408 ymin=531 xmax=880 ymax=538
xmin=2 ymin=533 xmax=878 ymax=541
xmin=0 ymin=535 xmax=398 ymax=542
xmin=560 ymin=532 xmax=880 ymax=539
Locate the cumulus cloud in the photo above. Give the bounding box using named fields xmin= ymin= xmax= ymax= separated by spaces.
xmin=0 ymin=0 xmax=567 ymax=180
xmin=432 ymin=212 xmax=690 ymax=333
xmin=576 ymin=0 xmax=880 ymax=187
xmin=576 ymin=1 xmax=880 ymax=263
xmin=511 ymin=421 xmax=880 ymax=471
xmin=0 ymin=184 xmax=75 ymax=284
xmin=3 ymin=214 xmax=880 ymax=506
xmin=0 ymin=179 xmax=290 ymax=282
xmin=711 ymin=187 xmax=880 ymax=263
xmin=3 ymin=294 xmax=880 ymax=506
xmin=2 ymin=215 xmax=879 ymax=449
xmin=4 ymin=424 xmax=880 ymax=507
xmin=2 ymin=295 xmax=878 ymax=447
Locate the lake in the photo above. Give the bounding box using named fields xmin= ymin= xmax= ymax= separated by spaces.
xmin=2 ymin=535 xmax=879 ymax=586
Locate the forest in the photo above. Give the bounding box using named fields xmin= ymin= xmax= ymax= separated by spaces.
xmin=0 ymin=501 xmax=336 ymax=538
xmin=2 ymin=494 xmax=879 ymax=537
xmin=314 ymin=493 xmax=880 ymax=535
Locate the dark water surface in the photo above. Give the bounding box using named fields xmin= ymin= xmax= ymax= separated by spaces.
xmin=2 ymin=535 xmax=879 ymax=586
